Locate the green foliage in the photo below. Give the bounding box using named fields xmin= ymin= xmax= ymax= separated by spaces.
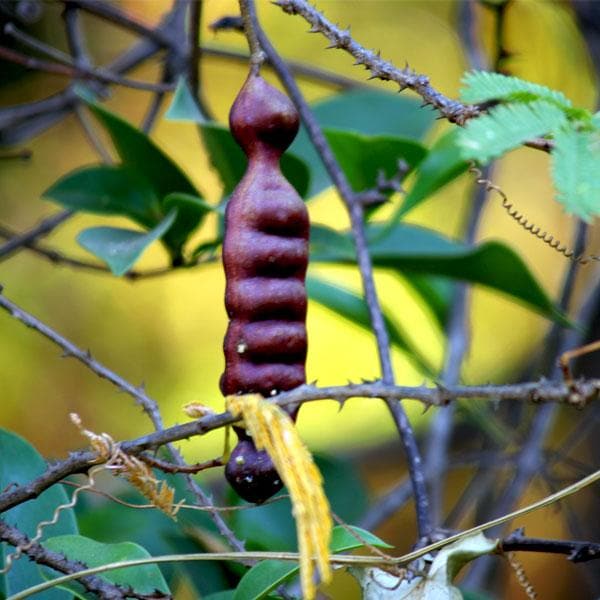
xmin=459 ymin=100 xmax=566 ymax=163
xmin=394 ymin=129 xmax=469 ymax=220
xmin=78 ymin=210 xmax=178 ymax=276
xmin=0 ymin=429 xmax=78 ymax=600
xmin=458 ymin=70 xmax=600 ymax=221
xmin=233 ymin=526 xmax=391 ymax=600
xmin=44 ymin=165 xmax=161 ymax=229
xmin=311 ymin=223 xmax=566 ymax=325
xmin=551 ymin=125 xmax=600 ymax=222
xmin=460 ymin=70 xmax=574 ymax=112
xmin=323 ymin=128 xmax=426 ymax=194
xmin=164 ymin=77 xmax=206 ymax=123
xmin=41 ymin=535 xmax=170 ymax=598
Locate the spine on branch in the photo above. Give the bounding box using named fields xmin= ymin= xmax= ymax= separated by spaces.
xmin=220 ymin=73 xmax=309 ymax=503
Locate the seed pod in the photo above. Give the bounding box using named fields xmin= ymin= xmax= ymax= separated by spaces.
xmin=221 ymin=74 xmax=309 ymax=503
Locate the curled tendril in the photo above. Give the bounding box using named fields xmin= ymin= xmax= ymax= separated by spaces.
xmin=469 ymin=162 xmax=600 ymax=265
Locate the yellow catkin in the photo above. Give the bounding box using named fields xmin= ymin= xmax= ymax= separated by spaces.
xmin=226 ymin=394 xmax=332 ymax=600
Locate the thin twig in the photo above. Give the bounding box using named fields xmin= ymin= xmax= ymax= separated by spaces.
xmin=0 ymin=210 xmax=74 ymax=260
xmin=0 ymin=43 xmax=173 ymax=92
xmin=0 ymin=520 xmax=158 ymax=599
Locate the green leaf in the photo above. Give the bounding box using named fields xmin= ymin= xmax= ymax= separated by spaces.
xmin=403 ymin=274 xmax=454 ymax=328
xmin=551 ymin=125 xmax=600 ymax=222
xmin=164 ymin=77 xmax=206 ymax=123
xmin=84 ymin=98 xmax=198 ymax=200
xmin=311 ymin=223 xmax=566 ymax=325
xmin=233 ymin=526 xmax=391 ymax=600
xmin=77 ymin=209 xmax=177 ymax=276
xmin=458 ymin=100 xmax=567 ymax=163
xmin=199 ymin=123 xmax=310 ymax=199
xmin=306 ymin=275 xmax=436 ymax=376
xmin=460 ymin=71 xmax=573 ymax=109
xmin=329 ymin=526 xmax=393 ymax=553
xmin=323 ymin=128 xmax=426 ymax=194
xmin=394 ymin=129 xmax=469 ymax=219
xmin=162 ymin=193 xmax=218 ymax=251
xmin=204 ymin=592 xmax=237 ymax=600
xmin=44 ymin=165 xmax=161 ymax=229
xmin=290 ymin=89 xmax=436 ymax=196
xmin=41 ymin=535 xmax=169 ymax=597
xmin=0 ymin=429 xmax=77 ymax=600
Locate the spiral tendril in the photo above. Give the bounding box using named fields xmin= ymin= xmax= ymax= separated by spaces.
xmin=469 ymin=162 xmax=599 ymax=265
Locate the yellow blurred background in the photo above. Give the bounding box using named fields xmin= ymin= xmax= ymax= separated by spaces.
xmin=1 ymin=1 xmax=599 ymax=597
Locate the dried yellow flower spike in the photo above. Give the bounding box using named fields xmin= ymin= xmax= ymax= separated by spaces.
xmin=226 ymin=394 xmax=332 ymax=600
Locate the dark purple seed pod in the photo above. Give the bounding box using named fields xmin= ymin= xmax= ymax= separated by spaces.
xmin=220 ymin=74 xmax=309 ymax=504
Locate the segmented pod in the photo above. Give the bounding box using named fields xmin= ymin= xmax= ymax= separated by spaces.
xmin=220 ymin=74 xmax=309 ymax=503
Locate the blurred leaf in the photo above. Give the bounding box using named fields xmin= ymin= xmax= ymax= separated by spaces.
xmin=84 ymin=98 xmax=198 ymax=199
xmin=323 ymin=128 xmax=426 ymax=193
xmin=44 ymin=165 xmax=161 ymax=229
xmin=306 ymin=275 xmax=436 ymax=376
xmin=0 ymin=429 xmax=77 ymax=600
xmin=592 ymin=112 xmax=600 ymax=128
xmin=77 ymin=209 xmax=177 ymax=276
xmin=162 ymin=193 xmax=218 ymax=251
xmin=164 ymin=77 xmax=206 ymax=123
xmin=551 ymin=124 xmax=600 ymax=221
xmin=460 ymin=70 xmax=573 ymax=109
xmin=233 ymin=525 xmax=391 ymax=600
xmin=310 ymin=90 xmax=435 ymax=139
xmin=204 ymin=592 xmax=237 ymax=600
xmin=41 ymin=535 xmax=169 ymax=598
xmin=83 ymin=96 xmax=201 ymax=257
xmin=290 ymin=90 xmax=436 ymax=196
xmin=395 ymin=129 xmax=469 ymax=219
xmin=458 ymin=100 xmax=566 ymax=163
xmin=311 ymin=223 xmax=566 ymax=324
xmin=199 ymin=123 xmax=310 ymax=198
xmin=402 ymin=274 xmax=454 ymax=328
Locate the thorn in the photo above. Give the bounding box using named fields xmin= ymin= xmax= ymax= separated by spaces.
xmin=325 ymin=43 xmax=339 ymax=50
xmin=308 ymin=25 xmax=319 ymax=33
xmin=397 ymin=84 xmax=407 ymax=92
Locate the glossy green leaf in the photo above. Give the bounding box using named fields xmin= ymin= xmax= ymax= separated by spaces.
xmin=458 ymin=100 xmax=566 ymax=163
xmin=0 ymin=429 xmax=77 ymax=600
xmin=164 ymin=77 xmax=206 ymax=122
xmin=551 ymin=124 xmax=600 ymax=222
xmin=84 ymin=98 xmax=198 ymax=200
xmin=323 ymin=128 xmax=426 ymax=193
xmin=290 ymin=90 xmax=436 ymax=196
xmin=394 ymin=129 xmax=469 ymax=219
xmin=311 ymin=223 xmax=566 ymax=325
xmin=204 ymin=592 xmax=237 ymax=600
xmin=44 ymin=165 xmax=161 ymax=229
xmin=77 ymin=209 xmax=177 ymax=276
xmin=199 ymin=123 xmax=310 ymax=198
xmin=162 ymin=193 xmax=218 ymax=251
xmin=41 ymin=535 xmax=169 ymax=597
xmin=306 ymin=275 xmax=436 ymax=375
xmin=233 ymin=525 xmax=391 ymax=600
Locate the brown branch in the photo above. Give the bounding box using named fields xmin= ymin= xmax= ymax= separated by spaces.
xmin=139 ymin=454 xmax=223 ymax=474
xmin=273 ymin=0 xmax=480 ymax=125
xmin=0 ymin=520 xmax=165 ymax=599
xmin=0 ymin=41 xmax=172 ymax=93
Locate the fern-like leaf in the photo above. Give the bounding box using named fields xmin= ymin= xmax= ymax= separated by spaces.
xmin=458 ymin=100 xmax=566 ymax=163
xmin=552 ymin=124 xmax=600 ymax=222
xmin=460 ymin=71 xmax=573 ymax=109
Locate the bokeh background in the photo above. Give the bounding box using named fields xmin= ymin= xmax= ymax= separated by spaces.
xmin=1 ymin=1 xmax=599 ymax=598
